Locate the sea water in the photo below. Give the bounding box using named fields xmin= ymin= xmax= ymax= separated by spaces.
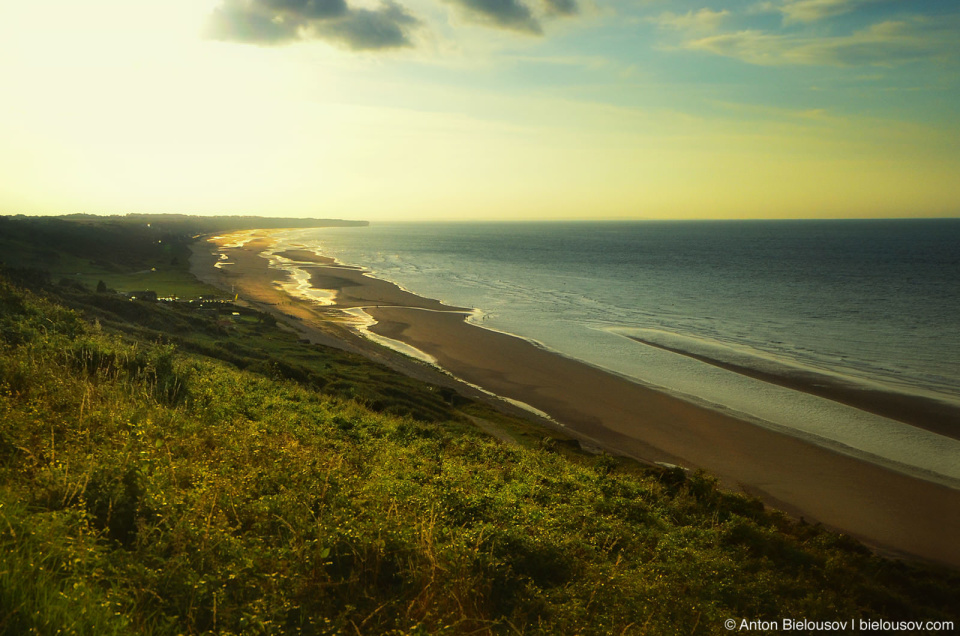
xmin=273 ymin=220 xmax=960 ymax=484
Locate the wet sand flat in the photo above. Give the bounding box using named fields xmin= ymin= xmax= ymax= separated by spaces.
xmin=628 ymin=336 xmax=960 ymax=441
xmin=276 ymin=249 xmax=337 ymax=265
xmin=307 ymin=267 xmax=467 ymax=312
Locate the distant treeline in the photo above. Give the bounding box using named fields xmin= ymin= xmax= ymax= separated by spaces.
xmin=1 ymin=215 xmax=365 ymax=245
xmin=0 ymin=214 xmax=366 ymax=274
xmin=4 ymin=213 xmax=367 ymax=233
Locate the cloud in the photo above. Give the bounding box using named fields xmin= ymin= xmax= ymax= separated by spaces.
xmin=445 ymin=0 xmax=542 ymax=34
xmin=206 ymin=0 xmax=419 ymax=49
xmin=650 ymin=8 xmax=730 ymax=33
xmin=264 ymin=0 xmax=348 ymax=19
xmin=207 ymin=0 xmax=300 ymax=44
xmin=682 ymin=17 xmax=960 ymax=66
xmin=543 ymin=0 xmax=578 ymax=17
xmin=443 ymin=0 xmax=581 ymax=33
xmin=316 ymin=2 xmax=419 ymax=49
xmin=208 ymin=0 xmax=580 ymax=47
xmin=755 ymin=0 xmax=888 ymax=24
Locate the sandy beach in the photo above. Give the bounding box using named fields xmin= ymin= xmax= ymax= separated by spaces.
xmin=192 ymin=231 xmax=960 ymax=569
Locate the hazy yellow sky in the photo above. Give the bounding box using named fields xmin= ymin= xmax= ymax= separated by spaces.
xmin=1 ymin=0 xmax=958 ymax=221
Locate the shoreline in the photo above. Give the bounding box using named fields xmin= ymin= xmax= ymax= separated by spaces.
xmin=191 ymin=230 xmax=960 ymax=569
xmin=372 ymin=307 xmax=960 ymax=483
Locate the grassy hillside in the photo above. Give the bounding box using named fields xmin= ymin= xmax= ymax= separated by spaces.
xmin=1 ymin=216 xmax=958 ymax=634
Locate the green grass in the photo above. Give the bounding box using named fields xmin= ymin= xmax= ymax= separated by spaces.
xmin=47 ymin=286 xmax=467 ymax=424
xmin=2 ymin=273 xmax=959 ymax=635
xmin=1 ymin=215 xmax=959 ymax=634
xmin=81 ymin=268 xmax=221 ymax=300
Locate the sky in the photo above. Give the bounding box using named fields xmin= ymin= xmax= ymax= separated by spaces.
xmin=0 ymin=0 xmax=958 ymax=221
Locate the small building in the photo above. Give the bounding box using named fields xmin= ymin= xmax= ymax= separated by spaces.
xmin=127 ymin=290 xmax=158 ymax=302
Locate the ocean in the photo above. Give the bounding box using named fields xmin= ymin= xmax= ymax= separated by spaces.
xmin=273 ymin=219 xmax=960 ymax=483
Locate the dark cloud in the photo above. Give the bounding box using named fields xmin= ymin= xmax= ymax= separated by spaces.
xmin=449 ymin=0 xmax=542 ymax=33
xmin=317 ymin=2 xmax=420 ymax=50
xmin=264 ymin=0 xmax=348 ymax=19
xmin=543 ymin=0 xmax=578 ymax=17
xmin=206 ymin=0 xmax=418 ymax=49
xmin=206 ymin=0 xmax=580 ymax=50
xmin=445 ymin=0 xmax=579 ymax=34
